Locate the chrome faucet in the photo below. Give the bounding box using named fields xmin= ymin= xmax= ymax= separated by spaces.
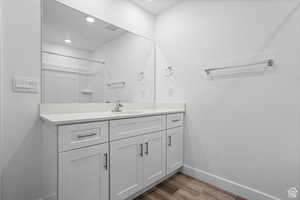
xmin=112 ymin=100 xmax=123 ymax=112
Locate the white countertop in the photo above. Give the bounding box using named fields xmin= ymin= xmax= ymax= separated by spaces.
xmin=40 ymin=108 xmax=185 ymax=125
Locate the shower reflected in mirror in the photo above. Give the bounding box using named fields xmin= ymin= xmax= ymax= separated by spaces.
xmin=42 ymin=0 xmax=155 ymax=103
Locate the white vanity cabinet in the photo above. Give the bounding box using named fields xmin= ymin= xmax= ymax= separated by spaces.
xmin=41 ymin=111 xmax=184 ymax=200
xmin=166 ymin=113 xmax=184 ymax=175
xmin=142 ymin=132 xmax=166 ymax=187
xmin=42 ymin=121 xmax=110 ymax=200
xmin=166 ymin=127 xmax=183 ymax=174
xmin=110 ymin=115 xmax=166 ymax=141
xmin=110 ymin=131 xmax=166 ymax=200
xmin=59 ymin=144 xmax=109 ymax=200
xmin=110 ymin=136 xmax=144 ymax=200
xmin=58 ymin=121 xmax=109 ymax=152
xmin=57 ymin=122 xmax=109 ymax=200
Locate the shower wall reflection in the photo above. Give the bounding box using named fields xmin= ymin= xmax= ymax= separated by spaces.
xmin=42 ymin=0 xmax=155 ymax=103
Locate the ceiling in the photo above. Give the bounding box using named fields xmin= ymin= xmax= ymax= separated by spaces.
xmin=43 ymin=0 xmax=127 ymax=51
xmin=130 ymin=0 xmax=184 ymax=15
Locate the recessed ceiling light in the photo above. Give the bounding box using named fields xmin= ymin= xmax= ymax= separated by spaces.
xmin=64 ymin=39 xmax=72 ymax=44
xmin=86 ymin=17 xmax=95 ymax=23
xmin=147 ymin=0 xmax=153 ymax=2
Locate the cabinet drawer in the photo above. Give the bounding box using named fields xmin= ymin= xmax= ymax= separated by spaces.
xmin=110 ymin=115 xmax=166 ymax=141
xmin=167 ymin=113 xmax=183 ymax=129
xmin=58 ymin=121 xmax=108 ymax=152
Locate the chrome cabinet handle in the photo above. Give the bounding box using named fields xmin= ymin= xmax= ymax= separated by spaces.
xmin=77 ymin=133 xmax=97 ymax=139
xmin=104 ymin=153 xmax=108 ymax=170
xmin=172 ymin=119 xmax=180 ymax=122
xmin=168 ymin=136 xmax=172 ymax=146
xmin=145 ymin=142 xmax=149 ymax=155
xmin=139 ymin=144 xmax=144 ymax=157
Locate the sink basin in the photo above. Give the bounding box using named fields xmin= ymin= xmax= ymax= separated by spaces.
xmin=110 ymin=110 xmax=143 ymax=115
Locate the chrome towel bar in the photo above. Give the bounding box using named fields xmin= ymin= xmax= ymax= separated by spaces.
xmin=204 ymin=59 xmax=274 ymax=75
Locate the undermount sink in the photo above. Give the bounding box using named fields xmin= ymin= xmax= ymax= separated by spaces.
xmin=110 ymin=110 xmax=143 ymax=115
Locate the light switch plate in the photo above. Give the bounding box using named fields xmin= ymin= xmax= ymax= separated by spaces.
xmin=12 ymin=76 xmax=39 ymax=93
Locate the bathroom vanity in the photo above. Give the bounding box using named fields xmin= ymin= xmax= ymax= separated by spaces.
xmin=40 ymin=2 xmax=184 ymax=200
xmin=40 ymin=104 xmax=185 ymax=200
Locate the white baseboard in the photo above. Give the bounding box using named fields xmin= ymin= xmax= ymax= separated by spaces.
xmin=182 ymin=165 xmax=281 ymax=200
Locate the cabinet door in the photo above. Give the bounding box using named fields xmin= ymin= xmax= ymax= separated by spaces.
xmin=166 ymin=127 xmax=183 ymax=174
xmin=143 ymin=132 xmax=166 ymax=188
xmin=59 ymin=144 xmax=109 ymax=200
xmin=110 ymin=136 xmax=144 ymax=200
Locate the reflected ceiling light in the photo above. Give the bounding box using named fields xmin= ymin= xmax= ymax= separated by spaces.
xmin=86 ymin=17 xmax=95 ymax=23
xmin=64 ymin=39 xmax=72 ymax=44
xmin=147 ymin=0 xmax=153 ymax=2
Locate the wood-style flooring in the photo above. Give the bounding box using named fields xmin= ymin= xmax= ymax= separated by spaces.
xmin=135 ymin=173 xmax=246 ymax=200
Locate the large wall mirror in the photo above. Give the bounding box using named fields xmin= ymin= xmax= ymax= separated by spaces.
xmin=42 ymin=0 xmax=155 ymax=103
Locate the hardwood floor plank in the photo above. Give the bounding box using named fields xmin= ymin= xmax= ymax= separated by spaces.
xmin=156 ymin=187 xmax=177 ymax=199
xmin=134 ymin=173 xmax=247 ymax=200
xmin=158 ymin=181 xmax=179 ymax=194
xmin=149 ymin=191 xmax=169 ymax=200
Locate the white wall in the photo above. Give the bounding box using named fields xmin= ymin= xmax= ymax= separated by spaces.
xmin=2 ymin=0 xmax=42 ymax=200
xmin=56 ymin=0 xmax=155 ymax=39
xmin=156 ymin=1 xmax=300 ymax=200
xmin=0 ymin=0 xmax=3 ymax=198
